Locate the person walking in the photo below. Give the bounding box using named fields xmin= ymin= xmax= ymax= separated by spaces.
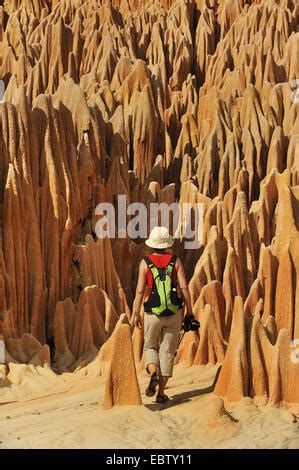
xmin=132 ymin=226 xmax=194 ymax=403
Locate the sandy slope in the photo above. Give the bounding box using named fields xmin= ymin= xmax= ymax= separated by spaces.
xmin=0 ymin=363 xmax=298 ymax=449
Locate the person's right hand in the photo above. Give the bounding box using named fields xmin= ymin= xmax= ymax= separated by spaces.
xmin=133 ymin=312 xmax=143 ymax=329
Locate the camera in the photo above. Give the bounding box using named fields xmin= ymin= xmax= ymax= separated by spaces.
xmin=183 ymin=314 xmax=200 ymax=332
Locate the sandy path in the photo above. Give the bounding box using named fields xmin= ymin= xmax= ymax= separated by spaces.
xmin=0 ymin=364 xmax=298 ymax=449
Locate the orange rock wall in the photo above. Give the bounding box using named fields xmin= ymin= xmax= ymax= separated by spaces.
xmin=0 ymin=0 xmax=298 ymax=402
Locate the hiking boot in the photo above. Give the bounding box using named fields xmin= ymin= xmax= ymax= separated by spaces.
xmin=156 ymin=393 xmax=169 ymax=404
xmin=145 ymin=373 xmax=159 ymax=397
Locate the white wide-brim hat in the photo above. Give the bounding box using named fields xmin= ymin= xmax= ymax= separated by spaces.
xmin=145 ymin=226 xmax=174 ymax=249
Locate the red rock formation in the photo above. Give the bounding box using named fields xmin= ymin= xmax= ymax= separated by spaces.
xmin=103 ymin=313 xmax=141 ymax=409
xmin=53 ymin=285 xmax=119 ymax=371
xmin=5 ymin=334 xmax=51 ymax=367
xmin=193 ymin=304 xmax=226 ymax=366
xmin=0 ymin=0 xmax=297 ymax=407
xmin=214 ymin=297 xmax=248 ymax=402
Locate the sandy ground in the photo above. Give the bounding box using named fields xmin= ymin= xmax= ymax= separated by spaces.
xmin=0 ymin=363 xmax=298 ymax=449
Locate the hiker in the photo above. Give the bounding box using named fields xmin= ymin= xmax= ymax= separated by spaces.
xmin=132 ymin=226 xmax=195 ymax=404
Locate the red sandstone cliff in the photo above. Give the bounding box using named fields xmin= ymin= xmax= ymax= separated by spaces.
xmin=0 ymin=0 xmax=298 ymax=406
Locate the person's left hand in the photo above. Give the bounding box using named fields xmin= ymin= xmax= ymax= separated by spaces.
xmin=133 ymin=312 xmax=143 ymax=329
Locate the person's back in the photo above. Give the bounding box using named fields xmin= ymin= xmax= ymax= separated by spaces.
xmin=132 ymin=227 xmax=194 ymax=403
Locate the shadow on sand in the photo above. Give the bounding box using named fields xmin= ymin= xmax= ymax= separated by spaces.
xmin=144 ymin=365 xmax=222 ymax=411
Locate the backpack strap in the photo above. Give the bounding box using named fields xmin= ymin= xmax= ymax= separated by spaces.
xmin=144 ymin=255 xmax=177 ymax=284
xmin=144 ymin=256 xmax=160 ymax=289
xmin=144 ymin=256 xmax=153 ymax=268
xmin=168 ymin=254 xmax=177 ymax=271
xmin=166 ymin=255 xmax=177 ymax=285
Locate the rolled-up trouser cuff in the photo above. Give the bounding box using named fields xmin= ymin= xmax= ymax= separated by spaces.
xmin=159 ymin=352 xmax=175 ymax=377
xmin=144 ymin=348 xmax=175 ymax=376
xmin=144 ymin=348 xmax=159 ymax=371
